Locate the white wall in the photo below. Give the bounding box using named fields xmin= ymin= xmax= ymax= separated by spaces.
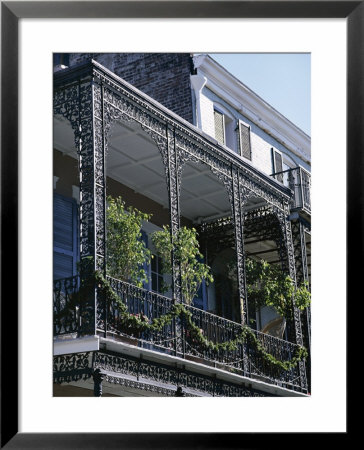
xmin=198 ymin=86 xmax=310 ymax=177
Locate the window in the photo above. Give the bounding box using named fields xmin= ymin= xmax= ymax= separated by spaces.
xmin=142 ymin=225 xmax=171 ymax=296
xmin=238 ymin=121 xmax=252 ymax=160
xmin=193 ymin=280 xmax=208 ymax=310
xmin=151 ymin=254 xmax=164 ymax=294
xmin=271 ymin=148 xmax=283 ymax=182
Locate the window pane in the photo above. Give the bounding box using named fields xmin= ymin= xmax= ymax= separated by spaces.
xmin=151 ymin=273 xmax=157 ymax=291
xmin=151 ymin=255 xmax=157 ymax=272
xmin=158 ymin=275 xmax=163 ymax=292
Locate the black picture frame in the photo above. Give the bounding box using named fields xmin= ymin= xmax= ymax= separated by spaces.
xmin=1 ymin=1 xmax=357 ymax=448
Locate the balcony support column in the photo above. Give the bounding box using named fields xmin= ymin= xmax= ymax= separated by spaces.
xmin=93 ymin=369 xmax=105 ymax=397
xmin=231 ymin=167 xmax=248 ymax=326
xmin=290 ymin=218 xmax=310 ymax=287
xmin=77 ymin=80 xmax=107 ymax=335
xmin=291 ymin=217 xmax=311 ymax=389
xmin=231 ymin=167 xmax=250 ymax=376
xmin=53 ymin=75 xmax=107 ymax=335
xmin=166 ymin=125 xmax=183 ymax=355
xmin=166 ymin=125 xmax=182 ymax=303
xmin=277 ymin=207 xmax=308 ymax=392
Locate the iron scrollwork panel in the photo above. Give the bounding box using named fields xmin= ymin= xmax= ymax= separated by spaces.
xmin=291 ymin=219 xmax=310 ymax=287
xmin=166 ymin=126 xmax=182 ymax=305
xmin=94 ymin=79 xmax=172 ymax=329
xmin=54 ymin=80 xmax=98 ymax=334
xmin=231 ymin=167 xmax=248 ymax=327
xmin=175 ymin=132 xmax=233 ymax=206
xmin=274 ymin=207 xmax=307 ymax=392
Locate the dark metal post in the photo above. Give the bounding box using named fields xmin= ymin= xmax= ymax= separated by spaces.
xmin=93 ymin=369 xmax=105 ymax=397
xmin=232 ymin=167 xmax=249 ymax=375
xmin=175 ymin=386 xmax=185 ymax=397
xmin=166 ymin=124 xmax=183 ymax=356
xmin=101 ymin=82 xmax=108 ymax=339
xmin=280 ymin=208 xmax=308 ymax=392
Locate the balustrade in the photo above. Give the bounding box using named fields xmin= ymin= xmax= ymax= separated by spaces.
xmin=53 ymin=275 xmax=306 ymax=392
xmin=53 ymin=275 xmax=80 ymax=336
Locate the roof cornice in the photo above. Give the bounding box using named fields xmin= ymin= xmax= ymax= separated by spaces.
xmin=193 ymin=54 xmax=311 ymax=164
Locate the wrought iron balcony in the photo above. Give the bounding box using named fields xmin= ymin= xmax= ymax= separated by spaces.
xmin=272 ymin=166 xmax=311 ymax=215
xmin=54 ymin=275 xmax=307 ymax=393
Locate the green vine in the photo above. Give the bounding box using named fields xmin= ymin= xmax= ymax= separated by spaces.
xmin=93 ymin=271 xmax=307 ymax=371
xmin=56 ymin=264 xmax=307 ymax=371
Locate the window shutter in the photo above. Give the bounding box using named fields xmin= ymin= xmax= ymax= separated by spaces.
xmin=53 ymin=194 xmax=78 ymax=280
xmin=272 ymin=148 xmax=283 ymax=183
xmin=214 ymin=110 xmax=225 ymax=145
xmin=239 ymin=121 xmax=252 ymax=160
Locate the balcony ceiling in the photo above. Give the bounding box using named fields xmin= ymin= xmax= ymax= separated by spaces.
xmin=54 ymin=117 xmax=265 ymax=223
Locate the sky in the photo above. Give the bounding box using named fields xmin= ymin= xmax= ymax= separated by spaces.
xmin=208 ymin=53 xmax=311 ymax=136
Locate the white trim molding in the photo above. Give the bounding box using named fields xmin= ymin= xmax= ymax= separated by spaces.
xmin=53 ymin=335 xmax=100 ymax=356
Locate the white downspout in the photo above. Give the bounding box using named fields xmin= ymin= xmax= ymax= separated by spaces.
xmin=190 ymin=74 xmax=207 ymax=130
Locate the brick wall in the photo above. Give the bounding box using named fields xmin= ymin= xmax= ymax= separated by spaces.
xmin=68 ymin=53 xmax=194 ymax=124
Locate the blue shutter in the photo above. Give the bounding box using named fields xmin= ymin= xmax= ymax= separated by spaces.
xmin=53 ymin=194 xmax=79 ymax=280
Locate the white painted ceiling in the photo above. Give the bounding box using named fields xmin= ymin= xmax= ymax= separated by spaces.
xmin=54 ymin=116 xmax=263 ymax=223
xmin=54 ymin=116 xmax=312 ymax=276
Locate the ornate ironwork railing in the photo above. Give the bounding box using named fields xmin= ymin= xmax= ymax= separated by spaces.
xmin=245 ymin=329 xmax=302 ymax=390
xmin=272 ymin=166 xmax=311 ymax=214
xmin=53 ymin=275 xmax=80 ymax=336
xmin=183 ymin=304 xmax=302 ymax=390
xmin=101 ymin=276 xmax=176 ymax=352
xmin=183 ymin=304 xmax=245 ymax=366
xmin=53 ymin=275 xmax=306 ymax=391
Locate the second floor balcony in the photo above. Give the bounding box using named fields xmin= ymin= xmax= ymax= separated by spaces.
xmin=54 ymin=274 xmax=308 ymax=395
xmin=53 ymin=60 xmax=310 ymax=397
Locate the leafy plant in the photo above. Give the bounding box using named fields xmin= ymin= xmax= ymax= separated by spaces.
xmin=151 ymin=225 xmax=214 ymax=304
xmin=245 ymin=258 xmax=311 ymax=320
xmin=106 ymin=196 xmax=152 ymax=288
